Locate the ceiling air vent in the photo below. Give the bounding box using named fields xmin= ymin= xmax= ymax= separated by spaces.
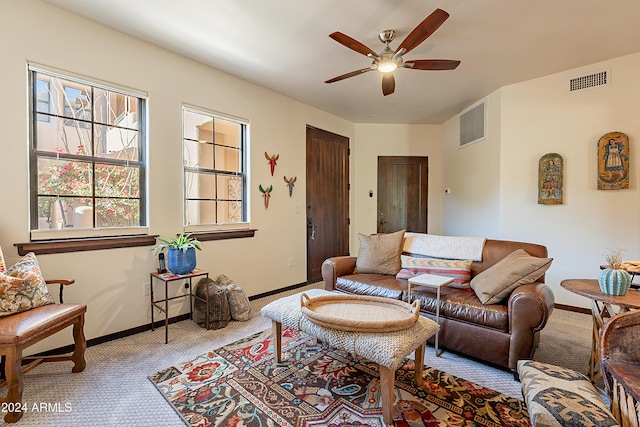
xmin=568 ymin=69 xmax=610 ymax=93
xmin=459 ymin=100 xmax=486 ymax=148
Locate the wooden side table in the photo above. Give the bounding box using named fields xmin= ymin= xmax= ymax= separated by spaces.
xmin=560 ymin=279 xmax=640 ymax=382
xmin=150 ymin=269 xmax=208 ymax=343
xmin=407 ymin=273 xmax=454 ymax=357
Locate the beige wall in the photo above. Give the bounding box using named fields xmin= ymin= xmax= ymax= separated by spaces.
xmin=442 ymin=52 xmax=640 ymax=308
xmin=351 ymin=123 xmax=444 ymax=252
xmin=0 ymin=1 xmax=353 ymax=352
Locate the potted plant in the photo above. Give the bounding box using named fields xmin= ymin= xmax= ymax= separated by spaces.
xmin=153 ymin=233 xmax=202 ymax=275
xmin=599 ymin=247 xmax=631 ymax=296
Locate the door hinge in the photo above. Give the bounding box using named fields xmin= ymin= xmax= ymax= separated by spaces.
xmin=347 ymin=218 xmax=350 ymax=225
xmin=348 ymin=183 xmax=350 ymax=190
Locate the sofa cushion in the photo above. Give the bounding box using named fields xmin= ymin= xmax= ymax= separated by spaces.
xmin=336 ymin=274 xmax=405 ymax=300
xmin=354 ymin=230 xmax=405 ymax=275
xmin=396 ymin=256 xmax=473 ymax=289
xmin=470 ymin=249 xmax=552 ymax=304
xmin=1 ymin=252 xmax=54 ymax=317
xmin=517 ymin=360 xmax=618 ymax=427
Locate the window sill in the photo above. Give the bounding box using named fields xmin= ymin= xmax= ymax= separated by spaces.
xmin=15 ymin=229 xmax=256 ymax=255
xmin=15 ymin=235 xmax=158 ymax=256
xmin=192 ymin=229 xmax=256 ymax=242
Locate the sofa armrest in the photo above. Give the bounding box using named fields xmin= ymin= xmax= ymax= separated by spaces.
xmin=321 ymin=256 xmax=357 ymax=291
xmin=507 ymin=282 xmax=555 ymax=370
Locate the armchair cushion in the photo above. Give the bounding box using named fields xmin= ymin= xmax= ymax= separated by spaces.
xmin=0 ymin=252 xmax=54 ymax=317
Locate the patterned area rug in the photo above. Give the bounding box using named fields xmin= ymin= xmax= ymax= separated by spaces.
xmin=149 ymin=328 xmax=530 ymax=427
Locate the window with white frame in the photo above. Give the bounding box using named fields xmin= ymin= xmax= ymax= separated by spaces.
xmin=29 ymin=67 xmax=147 ymax=234
xmin=183 ymin=107 xmax=247 ymax=227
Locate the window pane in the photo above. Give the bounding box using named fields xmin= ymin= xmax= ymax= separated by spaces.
xmin=184 ymin=140 xmax=213 ymax=169
xmin=183 ymin=110 xmax=213 ymax=142
xmin=215 ymin=145 xmax=241 ymax=172
xmin=185 ymin=200 xmax=216 ymax=225
xmin=93 ymin=89 xmax=138 ymax=128
xmin=36 ymin=116 xmax=91 ymax=154
xmin=37 ymin=158 xmax=92 ymax=197
xmin=214 ymin=118 xmax=241 ymax=148
xmin=96 ymin=198 xmax=140 ymax=227
xmin=94 ymin=124 xmax=140 ymax=160
xmin=95 ymin=164 xmax=140 ymax=198
xmin=37 ymin=196 xmax=93 ymax=230
xmin=31 ymin=69 xmax=146 ymax=232
xmin=217 ymin=201 xmax=243 ymax=223
xmin=185 ymin=171 xmax=215 ymax=199
xmin=217 ymin=175 xmax=242 ymax=200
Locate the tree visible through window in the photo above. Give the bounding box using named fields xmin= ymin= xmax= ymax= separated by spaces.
xmin=30 ymin=69 xmax=146 ymax=232
xmin=183 ymin=107 xmax=247 ymax=226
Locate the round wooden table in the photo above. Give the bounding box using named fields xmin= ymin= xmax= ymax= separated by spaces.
xmin=561 ymin=279 xmax=640 ymax=382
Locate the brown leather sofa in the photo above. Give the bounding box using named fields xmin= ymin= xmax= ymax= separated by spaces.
xmin=321 ymin=239 xmax=555 ymax=373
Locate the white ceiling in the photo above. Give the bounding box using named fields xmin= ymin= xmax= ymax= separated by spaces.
xmin=44 ymin=0 xmax=640 ymax=124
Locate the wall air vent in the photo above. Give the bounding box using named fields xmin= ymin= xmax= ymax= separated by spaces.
xmin=568 ymin=69 xmax=610 ymax=93
xmin=459 ymin=99 xmax=486 ymax=148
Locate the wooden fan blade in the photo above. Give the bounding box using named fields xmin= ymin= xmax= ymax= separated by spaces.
xmin=329 ymin=32 xmax=378 ymax=57
xmin=325 ymin=68 xmax=373 ymax=83
xmin=404 ymin=59 xmax=461 ymax=70
xmin=396 ymin=9 xmax=449 ymax=55
xmin=382 ymin=73 xmax=395 ymax=96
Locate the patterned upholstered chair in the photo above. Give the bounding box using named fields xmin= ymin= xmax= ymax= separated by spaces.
xmin=600 ymin=310 xmax=640 ymax=427
xmin=0 ymin=248 xmax=86 ymax=423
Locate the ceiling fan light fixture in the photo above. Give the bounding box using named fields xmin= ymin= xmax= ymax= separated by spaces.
xmin=378 ymin=61 xmax=397 ymax=73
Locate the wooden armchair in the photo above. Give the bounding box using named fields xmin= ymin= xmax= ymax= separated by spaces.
xmin=0 ymin=279 xmax=86 ymax=423
xmin=600 ymin=309 xmax=640 ymax=427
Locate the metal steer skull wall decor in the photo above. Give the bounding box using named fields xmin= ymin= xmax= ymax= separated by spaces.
xmin=265 ymin=152 xmax=279 ymax=176
xmin=284 ymin=176 xmax=297 ymax=197
xmin=259 ymin=184 xmax=273 ymax=209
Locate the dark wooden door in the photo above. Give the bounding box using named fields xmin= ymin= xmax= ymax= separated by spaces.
xmin=306 ymin=126 xmax=349 ymax=282
xmin=377 ymin=156 xmax=428 ymax=233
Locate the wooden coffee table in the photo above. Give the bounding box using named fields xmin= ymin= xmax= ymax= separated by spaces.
xmin=261 ymin=290 xmax=439 ymax=425
xmin=561 ymin=279 xmax=640 ymax=382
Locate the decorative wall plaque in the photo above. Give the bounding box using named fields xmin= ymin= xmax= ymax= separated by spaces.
xmin=538 ymin=153 xmax=563 ymax=205
xmin=598 ymin=131 xmax=630 ymax=190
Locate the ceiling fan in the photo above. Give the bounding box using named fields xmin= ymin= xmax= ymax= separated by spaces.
xmin=324 ymin=8 xmax=460 ymax=96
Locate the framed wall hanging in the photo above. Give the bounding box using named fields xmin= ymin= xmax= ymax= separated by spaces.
xmin=538 ymin=153 xmax=564 ymax=205
xmin=597 ymin=131 xmax=630 ymax=190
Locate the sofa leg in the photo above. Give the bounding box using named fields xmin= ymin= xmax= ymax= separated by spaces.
xmin=71 ymin=314 xmax=87 ymax=373
xmin=513 ymin=371 xmax=520 ymax=382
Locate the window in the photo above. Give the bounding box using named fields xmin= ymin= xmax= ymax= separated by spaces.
xmin=183 ymin=107 xmax=247 ymax=227
xmin=29 ymin=68 xmax=147 ymax=235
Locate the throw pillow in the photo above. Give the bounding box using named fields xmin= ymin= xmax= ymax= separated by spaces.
xmin=470 ymin=249 xmax=552 ymax=304
xmin=517 ymin=360 xmax=618 ymax=427
xmin=396 ymin=256 xmax=473 ymax=290
xmin=1 ymin=252 xmax=54 ymax=316
xmin=216 ymin=274 xmax=251 ymax=321
xmin=354 ymin=229 xmax=405 ymax=275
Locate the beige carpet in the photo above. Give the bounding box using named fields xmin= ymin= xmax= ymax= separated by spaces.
xmin=6 ymin=283 xmax=596 ymax=426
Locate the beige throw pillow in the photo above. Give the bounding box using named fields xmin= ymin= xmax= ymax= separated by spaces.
xmin=354 ymin=229 xmax=405 ymax=275
xmin=471 ymin=249 xmax=552 ymax=304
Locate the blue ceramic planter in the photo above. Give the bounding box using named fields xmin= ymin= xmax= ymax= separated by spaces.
xmin=167 ymin=247 xmax=196 ymax=275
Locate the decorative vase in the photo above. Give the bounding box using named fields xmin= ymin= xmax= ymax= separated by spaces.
xmin=167 ymin=247 xmax=197 ymax=275
xmin=598 ymin=268 xmax=631 ymax=296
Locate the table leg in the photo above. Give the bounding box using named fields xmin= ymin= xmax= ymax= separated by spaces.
xmin=272 ymin=320 xmax=282 ymax=363
xmin=164 ymin=281 xmax=169 ymax=344
xmin=435 ymin=286 xmax=441 ymax=357
xmin=379 ymin=366 xmax=395 ymax=426
xmin=414 ymin=343 xmax=424 ymax=387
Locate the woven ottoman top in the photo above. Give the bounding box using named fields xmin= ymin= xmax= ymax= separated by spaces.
xmin=261 ymin=289 xmax=438 ymax=371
